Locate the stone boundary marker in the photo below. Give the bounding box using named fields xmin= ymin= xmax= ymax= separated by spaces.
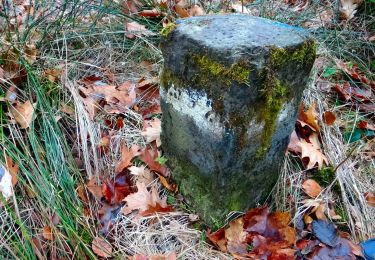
xmin=160 ymin=14 xmax=316 ymax=227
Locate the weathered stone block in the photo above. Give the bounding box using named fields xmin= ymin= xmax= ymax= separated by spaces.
xmin=160 ymin=14 xmax=316 ymax=227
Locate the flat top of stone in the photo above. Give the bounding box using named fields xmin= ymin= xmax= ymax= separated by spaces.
xmin=174 ymin=14 xmax=310 ymax=50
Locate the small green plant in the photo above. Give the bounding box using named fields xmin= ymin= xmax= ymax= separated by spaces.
xmin=247 ymin=244 xmax=254 ymax=251
xmin=155 ymin=155 xmax=168 ymax=165
xmin=321 ymin=66 xmax=337 ymax=78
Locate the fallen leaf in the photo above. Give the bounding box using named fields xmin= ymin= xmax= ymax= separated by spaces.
xmin=175 ymin=5 xmax=190 ymax=18
xmin=122 ymin=182 xmax=172 ymax=215
xmin=358 ymin=121 xmax=375 ymax=131
xmin=102 ymin=171 xmax=133 ymax=205
xmin=364 ymin=192 xmax=375 ymax=207
xmin=80 ymin=95 xmax=99 ymax=120
xmin=9 ymin=100 xmax=35 ymax=129
xmin=42 ymin=226 xmax=53 ymax=241
xmin=142 ymin=117 xmax=161 ymax=146
xmin=339 ymin=0 xmax=359 ymax=21
xmin=287 ymin=130 xmax=302 ymax=154
xmin=312 ymin=220 xmax=339 ymax=247
xmin=300 ymin=133 xmax=328 ymax=169
xmin=312 ymin=237 xmax=354 ymax=259
xmin=303 ymin=214 xmax=313 ymax=224
xmin=129 ymin=165 xmax=154 ymax=185
xmin=225 ymin=217 xmax=248 ymax=256
xmin=302 ymin=179 xmax=322 ymax=198
xmin=92 ymin=82 xmax=136 ymax=107
xmin=314 ymin=203 xmax=327 ymax=220
xmin=42 ymin=68 xmax=62 ymax=83
xmin=92 ymin=237 xmax=112 ymax=258
xmin=76 ymin=184 xmax=89 ymax=203
xmin=122 ymin=0 xmax=139 ymax=14
xmin=140 ymin=147 xmax=169 ymax=177
xmin=139 ymin=9 xmax=163 ymax=17
xmin=298 ymin=103 xmax=320 ymax=132
xmin=24 ymin=44 xmax=38 ymax=64
xmin=207 ymin=228 xmax=227 ymax=252
xmin=332 ymin=83 xmax=351 ymax=101
xmin=348 ymin=240 xmax=363 ymax=257
xmin=98 ymin=204 xmax=121 ymax=234
xmin=140 ymin=103 xmax=162 ymax=118
xmin=98 ymin=135 xmax=110 ymax=155
xmin=322 ymin=111 xmax=336 ymax=126
xmin=122 ymin=182 xmax=152 ymax=214
xmin=86 ymin=178 xmax=103 ymax=200
xmin=5 ymin=155 xmax=18 ymax=186
xmin=125 ymin=21 xmax=153 ymax=39
xmin=157 ymin=174 xmax=177 ymax=192
xmin=137 ymin=77 xmax=160 ymax=102
xmin=115 ymin=143 xmax=140 ymax=173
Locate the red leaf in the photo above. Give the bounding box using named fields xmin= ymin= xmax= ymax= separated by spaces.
xmin=332 ymin=82 xmax=371 ymax=102
xmin=332 ymin=83 xmax=350 ymax=101
xmin=207 ymin=228 xmax=227 ymax=252
xmin=140 ymin=202 xmax=173 ymax=216
xmin=102 ymin=171 xmax=133 ymax=204
xmin=358 ymin=121 xmax=375 ymax=131
xmin=140 ymin=147 xmax=169 ymax=177
xmin=139 ymin=9 xmax=163 ymax=17
xmin=322 ymin=111 xmax=336 ymax=125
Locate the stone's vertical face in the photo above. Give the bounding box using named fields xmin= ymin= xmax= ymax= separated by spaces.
xmin=160 ymin=14 xmax=316 ymax=227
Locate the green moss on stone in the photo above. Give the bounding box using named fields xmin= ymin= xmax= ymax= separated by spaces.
xmin=254 ymin=41 xmax=316 ymax=157
xmin=269 ymin=40 xmax=316 ymax=69
xmin=291 ymin=40 xmax=316 ymax=64
xmin=194 ymin=55 xmax=250 ymax=85
xmin=256 ymin=74 xmax=288 ymax=157
xmin=160 ymin=56 xmax=253 ymax=154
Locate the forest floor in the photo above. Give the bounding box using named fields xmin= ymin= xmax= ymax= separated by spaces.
xmin=0 ymin=0 xmax=374 ymax=259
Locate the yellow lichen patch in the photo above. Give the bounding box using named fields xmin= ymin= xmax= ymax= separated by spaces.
xmin=160 ymin=23 xmax=177 ymax=37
